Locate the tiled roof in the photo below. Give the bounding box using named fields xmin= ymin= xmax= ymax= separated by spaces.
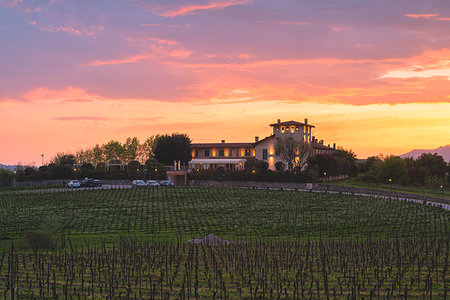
xmin=269 ymin=120 xmax=315 ymax=127
xmin=312 ymin=143 xmax=335 ymax=150
xmin=254 ymin=135 xmax=274 ymax=144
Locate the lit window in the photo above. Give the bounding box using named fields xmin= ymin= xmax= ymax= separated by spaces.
xmin=245 ymin=149 xmax=251 ymax=156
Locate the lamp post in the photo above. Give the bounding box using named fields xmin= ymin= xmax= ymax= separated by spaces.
xmin=40 ymin=154 xmax=44 ymax=166
xmin=440 ymin=185 xmax=444 ymax=199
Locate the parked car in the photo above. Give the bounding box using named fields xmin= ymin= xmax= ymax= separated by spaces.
xmin=146 ymin=180 xmax=160 ymax=187
xmin=132 ymin=180 xmax=147 ymax=187
xmin=67 ymin=180 xmax=81 ymax=188
xmin=80 ymin=178 xmax=102 ymax=187
xmin=159 ymin=180 xmax=174 ymax=187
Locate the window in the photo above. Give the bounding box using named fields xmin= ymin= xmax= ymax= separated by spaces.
xmin=262 ymin=149 xmax=268 ymax=160
xmin=204 ymin=149 xmax=210 ymax=157
xmin=219 ymin=149 xmax=224 ymax=157
xmin=229 ymin=150 xmax=233 ymax=156
xmin=245 ymin=149 xmax=251 ymax=156
xmin=195 ymin=150 xmax=199 ymax=157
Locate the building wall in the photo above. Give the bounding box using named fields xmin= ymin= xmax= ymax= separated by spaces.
xmin=192 ymin=147 xmax=254 ymax=159
xmin=254 ymin=136 xmax=291 ymax=171
xmin=272 ymin=124 xmax=312 ymax=143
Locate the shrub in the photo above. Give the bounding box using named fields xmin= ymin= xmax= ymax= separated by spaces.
xmin=275 ymin=161 xmax=285 ymax=172
xmin=25 ymin=230 xmax=56 ymax=251
xmin=0 ymin=168 xmax=13 ymax=186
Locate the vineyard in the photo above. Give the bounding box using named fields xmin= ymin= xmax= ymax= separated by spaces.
xmin=0 ymin=187 xmax=449 ymax=298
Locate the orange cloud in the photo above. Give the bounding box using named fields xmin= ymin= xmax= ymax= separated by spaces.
xmin=52 ymin=116 xmax=110 ymax=121
xmin=158 ymin=0 xmax=252 ymax=17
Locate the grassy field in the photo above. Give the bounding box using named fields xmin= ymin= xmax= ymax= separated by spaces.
xmin=326 ymin=177 xmax=450 ymax=200
xmin=0 ymin=187 xmax=448 ymax=298
xmin=0 ymin=187 xmax=448 ymax=244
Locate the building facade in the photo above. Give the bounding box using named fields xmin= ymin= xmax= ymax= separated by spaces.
xmin=189 ymin=119 xmax=336 ymax=171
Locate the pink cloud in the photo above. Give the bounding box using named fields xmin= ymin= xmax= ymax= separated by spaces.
xmin=405 ymin=13 xmax=450 ymax=21
xmin=270 ymin=20 xmax=310 ymax=26
xmin=155 ymin=0 xmax=252 ymax=17
xmin=405 ymin=13 xmax=438 ymax=18
xmin=37 ymin=25 xmax=103 ymax=37
xmin=88 ymin=54 xmax=151 ymax=66
xmin=22 ymin=87 xmax=101 ymax=102
xmin=141 ymin=23 xmax=187 ymax=28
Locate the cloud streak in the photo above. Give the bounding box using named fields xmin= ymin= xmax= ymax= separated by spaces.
xmin=145 ymin=0 xmax=252 ymax=17
xmin=52 ymin=116 xmax=110 ymax=121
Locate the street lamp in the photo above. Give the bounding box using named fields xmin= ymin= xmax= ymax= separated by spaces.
xmin=40 ymin=154 xmax=44 ymax=166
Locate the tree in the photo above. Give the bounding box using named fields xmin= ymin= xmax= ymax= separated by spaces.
xmin=126 ymin=160 xmax=142 ymax=179
xmin=145 ymin=159 xmax=166 ymax=180
xmin=50 ymin=153 xmax=75 ymax=166
xmin=333 ymin=148 xmax=357 ymax=176
xmin=140 ymin=135 xmax=160 ymax=163
xmin=275 ymin=136 xmax=314 ymax=171
xmin=311 ymin=154 xmax=334 ymax=177
xmin=153 ymin=133 xmax=192 ymax=165
xmin=122 ymin=137 xmax=140 ymax=163
xmin=91 ymin=144 xmax=104 ymax=165
xmin=415 ymin=153 xmax=447 ymax=178
xmin=0 ymin=169 xmax=13 ymax=186
xmin=103 ymin=140 xmax=123 ymax=161
xmin=378 ymin=155 xmax=409 ymax=185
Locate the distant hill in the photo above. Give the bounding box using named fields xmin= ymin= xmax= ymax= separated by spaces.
xmin=400 ymin=145 xmax=450 ymax=162
xmin=0 ymin=164 xmax=17 ymax=171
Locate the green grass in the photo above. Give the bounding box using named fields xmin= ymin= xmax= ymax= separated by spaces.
xmin=0 ymin=187 xmax=448 ymax=246
xmin=326 ymin=177 xmax=450 ymax=200
xmin=0 ymin=184 xmax=63 ymax=192
xmin=0 ymin=187 xmax=449 ymax=298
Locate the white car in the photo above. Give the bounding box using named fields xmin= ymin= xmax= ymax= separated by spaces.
xmin=146 ymin=180 xmax=160 ymax=187
xmin=132 ymin=180 xmax=147 ymax=187
xmin=67 ymin=180 xmax=81 ymax=188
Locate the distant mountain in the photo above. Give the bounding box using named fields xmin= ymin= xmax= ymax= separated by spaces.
xmin=0 ymin=164 xmax=17 ymax=171
xmin=400 ymin=145 xmax=450 ymax=162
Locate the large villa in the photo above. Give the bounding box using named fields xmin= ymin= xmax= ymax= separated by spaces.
xmin=188 ymin=119 xmax=337 ymax=171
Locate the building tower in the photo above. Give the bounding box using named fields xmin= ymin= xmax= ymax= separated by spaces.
xmin=269 ymin=118 xmax=314 ymax=143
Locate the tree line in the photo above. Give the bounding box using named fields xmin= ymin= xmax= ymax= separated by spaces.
xmin=0 ymin=134 xmax=192 ymax=184
xmin=358 ymin=153 xmax=450 ymax=187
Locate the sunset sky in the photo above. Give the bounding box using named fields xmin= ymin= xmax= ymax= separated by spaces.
xmin=1 ymin=0 xmax=450 ymax=165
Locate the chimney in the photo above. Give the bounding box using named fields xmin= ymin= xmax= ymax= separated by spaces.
xmin=255 ymin=136 xmax=259 ymax=142
xmin=277 ymin=119 xmax=281 ymax=123
xmin=304 ymin=118 xmax=308 ymax=125
xmin=221 ymin=140 xmax=225 ymax=143
xmin=333 ymin=143 xmax=336 ymax=149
